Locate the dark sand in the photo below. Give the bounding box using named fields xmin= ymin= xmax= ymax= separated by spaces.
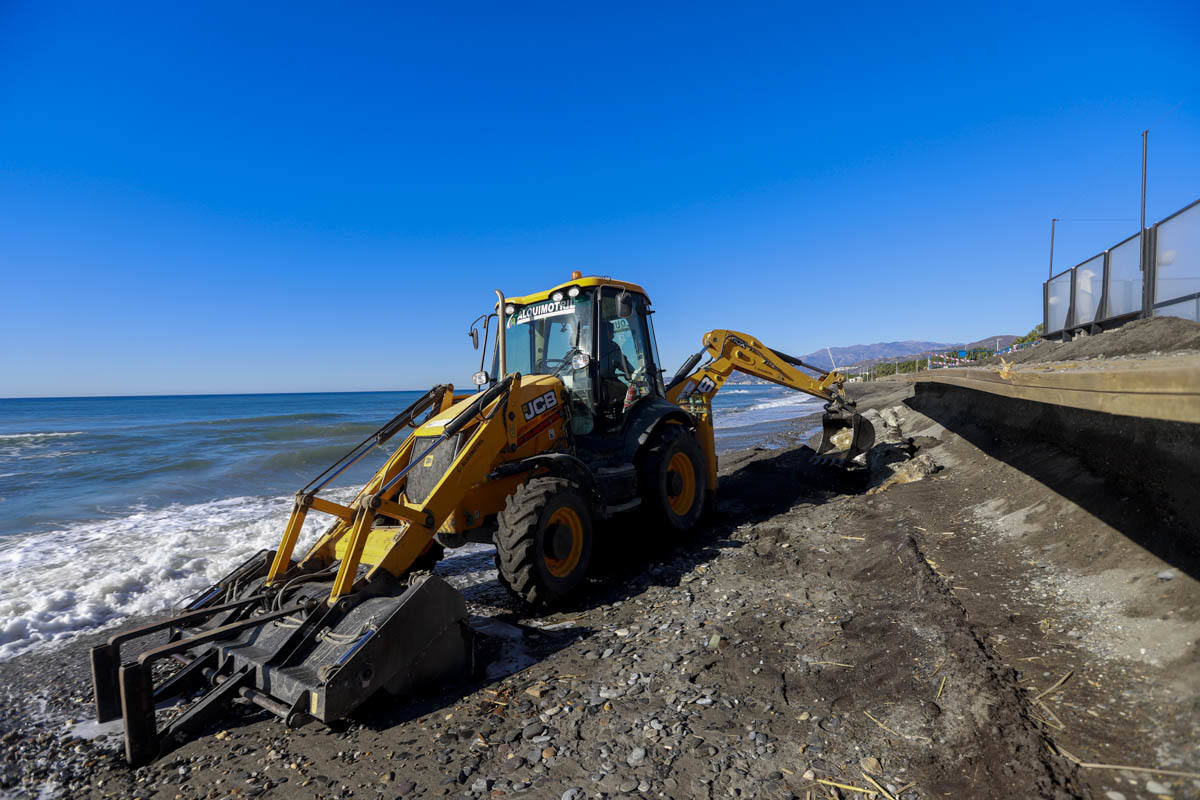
xmin=990 ymin=316 xmax=1200 ymax=365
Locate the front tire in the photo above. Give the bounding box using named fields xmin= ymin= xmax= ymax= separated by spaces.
xmin=494 ymin=477 xmax=593 ymax=605
xmin=641 ymin=425 xmax=708 ymax=533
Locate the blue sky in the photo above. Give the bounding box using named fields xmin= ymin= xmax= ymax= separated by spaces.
xmin=2 ymin=1 xmax=1198 ymax=397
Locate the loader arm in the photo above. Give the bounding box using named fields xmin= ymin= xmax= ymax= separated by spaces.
xmin=275 ymin=376 xmax=518 ymax=605
xmin=92 ymin=379 xmax=523 ymax=765
xmin=666 ymin=329 xmax=875 ymax=490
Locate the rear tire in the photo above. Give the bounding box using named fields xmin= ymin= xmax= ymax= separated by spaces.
xmin=640 ymin=425 xmax=708 ymax=533
xmin=494 ymin=477 xmax=593 ymax=605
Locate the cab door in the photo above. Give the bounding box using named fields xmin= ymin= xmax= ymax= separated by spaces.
xmin=595 ymin=288 xmax=663 ymax=428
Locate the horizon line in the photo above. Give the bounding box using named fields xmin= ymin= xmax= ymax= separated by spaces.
xmin=0 ymin=388 xmax=441 ymax=402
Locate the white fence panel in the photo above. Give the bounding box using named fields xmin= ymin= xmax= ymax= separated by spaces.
xmin=1155 ymin=203 xmax=1200 ymax=308
xmin=1047 ymin=272 xmax=1072 ymax=332
xmin=1073 ymin=254 xmax=1104 ymax=324
xmin=1105 ymin=234 xmax=1141 ymax=318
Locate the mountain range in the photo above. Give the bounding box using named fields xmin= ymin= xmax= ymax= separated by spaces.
xmin=719 ymin=334 xmax=1018 ymax=383
xmin=798 ymin=335 xmax=1018 ymax=372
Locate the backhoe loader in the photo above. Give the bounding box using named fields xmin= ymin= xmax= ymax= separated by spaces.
xmin=91 ymin=273 xmax=874 ymax=765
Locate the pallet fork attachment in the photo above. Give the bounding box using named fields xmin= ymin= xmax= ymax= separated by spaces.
xmin=91 ymin=384 xmax=486 ymax=765
xmin=93 ymin=564 xmax=471 ymax=765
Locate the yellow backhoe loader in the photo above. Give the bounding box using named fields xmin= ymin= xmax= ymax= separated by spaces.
xmin=91 ymin=273 xmax=874 ymax=765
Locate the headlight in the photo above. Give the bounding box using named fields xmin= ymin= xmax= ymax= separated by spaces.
xmin=472 ymin=371 xmax=490 ymax=386
xmin=551 ymin=291 xmax=565 ymax=303
xmin=567 ymin=286 xmax=580 ymax=298
xmin=505 ymin=304 xmax=516 ymax=315
xmin=570 ymin=352 xmax=591 ymax=370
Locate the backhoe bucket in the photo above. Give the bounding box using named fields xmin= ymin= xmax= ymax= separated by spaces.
xmin=91 ymin=558 xmax=472 ymax=766
xmin=815 ymin=404 xmax=876 ymax=465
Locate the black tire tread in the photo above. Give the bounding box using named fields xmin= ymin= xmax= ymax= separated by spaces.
xmin=639 ymin=424 xmax=707 ymax=532
xmin=494 ymin=477 xmax=587 ymax=605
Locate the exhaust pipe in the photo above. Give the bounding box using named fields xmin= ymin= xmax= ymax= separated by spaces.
xmin=495 ymin=289 xmax=507 ymax=378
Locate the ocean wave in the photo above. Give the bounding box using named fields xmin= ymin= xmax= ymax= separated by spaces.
xmin=0 ymin=488 xmax=356 ymax=662
xmin=261 ymin=444 xmax=372 ymax=471
xmin=259 ymin=422 xmax=379 ymax=443
xmin=746 ymin=394 xmax=825 ymax=413
xmin=724 ymin=389 xmax=752 ymax=394
xmin=1 ymin=449 xmax=95 ymax=461
xmin=0 ymin=487 xmax=497 ymax=662
xmin=0 ymin=431 xmax=84 ymax=441
xmin=714 ymin=393 xmax=823 ymax=429
xmin=196 ymin=412 xmax=348 ymax=426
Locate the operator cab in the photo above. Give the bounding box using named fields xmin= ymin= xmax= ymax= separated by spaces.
xmin=474 ymin=275 xmax=667 ymax=438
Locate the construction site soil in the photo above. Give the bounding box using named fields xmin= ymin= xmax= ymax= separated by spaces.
xmin=3 ymin=327 xmax=1199 ymax=800
xmin=989 ymin=316 xmax=1200 ymax=365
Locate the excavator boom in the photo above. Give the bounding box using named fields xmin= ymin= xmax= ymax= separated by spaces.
xmin=667 ymin=330 xmax=876 ymax=486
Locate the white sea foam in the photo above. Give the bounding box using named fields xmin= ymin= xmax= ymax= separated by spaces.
xmin=0 ymin=488 xmax=357 ymax=661
xmin=0 ymin=432 xmax=83 ymax=441
xmin=0 ymin=431 xmax=89 ymax=462
xmin=746 ymin=394 xmax=825 ymax=413
xmin=714 ymin=392 xmax=823 ymax=429
xmin=3 ymin=449 xmax=94 ymax=461
xmin=0 ymin=487 xmax=505 ymax=662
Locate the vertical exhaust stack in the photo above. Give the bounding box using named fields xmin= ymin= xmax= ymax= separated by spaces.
xmin=495 ymin=289 xmax=507 ymax=378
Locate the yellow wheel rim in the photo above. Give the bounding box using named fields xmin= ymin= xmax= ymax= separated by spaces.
xmin=666 ymin=451 xmax=697 ymax=516
xmin=544 ymin=507 xmax=584 ymax=578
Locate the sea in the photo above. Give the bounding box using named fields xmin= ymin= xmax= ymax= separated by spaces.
xmin=0 ymin=385 xmax=821 ymax=661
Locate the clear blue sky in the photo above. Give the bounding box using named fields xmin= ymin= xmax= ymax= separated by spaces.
xmin=2 ymin=1 xmax=1198 ymax=397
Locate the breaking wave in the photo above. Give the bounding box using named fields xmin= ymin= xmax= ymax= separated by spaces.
xmin=0 ymin=486 xmax=495 ymax=662
xmin=0 ymin=432 xmax=84 ymax=441
xmin=0 ymin=490 xmax=355 ymax=661
xmin=714 ymin=391 xmax=823 ymax=429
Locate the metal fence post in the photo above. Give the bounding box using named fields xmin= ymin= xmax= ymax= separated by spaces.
xmin=1066 ymin=268 xmax=1077 ymax=337
xmin=1096 ymin=249 xmax=1111 ymax=325
xmin=1141 ymin=227 xmax=1157 ymax=318
xmin=1043 ymin=281 xmax=1049 ymax=335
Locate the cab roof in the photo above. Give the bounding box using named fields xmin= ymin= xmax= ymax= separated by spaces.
xmin=506 ymin=275 xmax=649 ymax=306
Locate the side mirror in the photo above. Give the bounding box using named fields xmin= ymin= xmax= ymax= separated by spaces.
xmin=616 ymin=291 xmax=634 ymax=318
xmin=469 ymin=328 xmax=480 ymax=350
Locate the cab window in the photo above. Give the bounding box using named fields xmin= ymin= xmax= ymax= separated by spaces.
xmin=596 ymin=289 xmax=661 ymax=422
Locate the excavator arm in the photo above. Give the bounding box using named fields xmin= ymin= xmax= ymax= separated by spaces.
xmin=666 ymin=329 xmax=876 ymax=490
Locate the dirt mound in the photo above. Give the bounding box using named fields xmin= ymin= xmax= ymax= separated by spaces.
xmin=996 ymin=316 xmax=1200 ymax=365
